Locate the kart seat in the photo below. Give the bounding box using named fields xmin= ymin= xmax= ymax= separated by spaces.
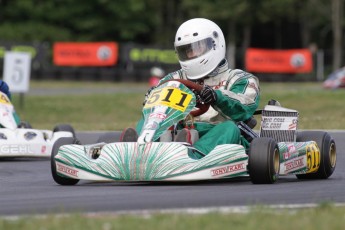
xmin=237 ymin=115 xmax=259 ymax=143
xmin=159 ymin=130 xmax=173 ymax=142
xmin=174 ymin=128 xmax=199 ymax=145
xmin=244 ymin=116 xmax=257 ymax=129
xmin=237 ymin=99 xmax=281 ymax=143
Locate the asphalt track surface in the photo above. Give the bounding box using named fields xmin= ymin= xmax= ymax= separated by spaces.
xmin=0 ymin=131 xmax=344 ymax=216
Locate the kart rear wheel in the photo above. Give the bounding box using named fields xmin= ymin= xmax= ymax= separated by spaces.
xmin=97 ymin=132 xmax=120 ymax=143
xmin=295 ymin=131 xmax=336 ymax=179
xmin=51 ymin=137 xmax=80 ymax=185
xmin=53 ymin=124 xmax=76 ymax=138
xmin=248 ymin=137 xmax=280 ymax=184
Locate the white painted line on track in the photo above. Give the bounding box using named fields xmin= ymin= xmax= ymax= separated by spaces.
xmin=3 ymin=203 xmax=345 ymax=220
xmin=88 ymin=202 xmax=345 ymax=216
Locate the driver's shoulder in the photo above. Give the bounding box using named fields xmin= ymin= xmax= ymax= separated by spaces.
xmin=227 ymin=69 xmax=256 ymax=83
xmin=164 ymin=69 xmax=187 ymax=80
xmin=229 ymin=69 xmax=252 ymax=78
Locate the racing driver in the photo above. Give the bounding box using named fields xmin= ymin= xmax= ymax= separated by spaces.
xmin=125 ymin=18 xmax=260 ymax=157
xmin=0 ymin=80 xmax=21 ymax=126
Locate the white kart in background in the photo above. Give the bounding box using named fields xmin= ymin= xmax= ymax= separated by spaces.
xmin=0 ymin=91 xmax=75 ymax=158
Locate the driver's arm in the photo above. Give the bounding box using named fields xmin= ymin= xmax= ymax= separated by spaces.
xmin=213 ymin=73 xmax=260 ymax=122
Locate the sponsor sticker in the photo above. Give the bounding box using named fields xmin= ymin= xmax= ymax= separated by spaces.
xmin=57 ymin=163 xmax=79 ymax=177
xmin=211 ymin=162 xmax=246 ymax=177
xmin=41 ymin=145 xmax=46 ymax=154
xmin=283 ymin=143 xmax=298 ymax=160
xmin=282 ymin=156 xmax=306 ymax=173
xmin=261 ymin=116 xmax=298 ymax=130
xmin=0 ymin=144 xmax=35 ymax=154
xmin=149 ymin=112 xmax=167 ymax=120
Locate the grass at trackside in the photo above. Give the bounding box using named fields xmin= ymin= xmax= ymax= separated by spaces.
xmin=259 ymin=82 xmax=345 ymax=130
xmin=9 ymin=80 xmax=345 ymax=131
xmin=11 ymin=81 xmax=146 ymax=131
xmin=13 ymin=92 xmax=144 ymax=131
xmin=1 ymin=205 xmax=344 ymax=230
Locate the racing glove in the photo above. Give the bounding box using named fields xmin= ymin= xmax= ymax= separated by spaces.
xmin=199 ymin=85 xmax=217 ymax=104
xmin=143 ymin=86 xmax=156 ymax=105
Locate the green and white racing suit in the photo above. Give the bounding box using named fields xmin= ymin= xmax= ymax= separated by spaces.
xmin=137 ymin=59 xmax=260 ymax=155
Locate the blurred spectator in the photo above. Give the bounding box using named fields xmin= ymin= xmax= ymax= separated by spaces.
xmin=323 ymin=66 xmax=345 ymax=89
xmin=149 ymin=67 xmax=165 ymax=87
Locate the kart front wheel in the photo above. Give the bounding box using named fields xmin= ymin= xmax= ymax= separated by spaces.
xmin=248 ymin=137 xmax=280 ymax=184
xmin=51 ymin=137 xmax=80 ymax=185
xmin=296 ymin=131 xmax=336 ymax=179
xmin=53 ymin=124 xmax=76 ymax=138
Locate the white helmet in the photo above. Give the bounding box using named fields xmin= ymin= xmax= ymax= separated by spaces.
xmin=174 ymin=18 xmax=226 ymax=80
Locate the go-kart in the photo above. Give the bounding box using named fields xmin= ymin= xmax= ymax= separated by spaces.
xmin=0 ymin=91 xmax=75 ymax=158
xmin=51 ymin=80 xmax=336 ymax=185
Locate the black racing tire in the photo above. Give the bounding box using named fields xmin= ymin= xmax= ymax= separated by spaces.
xmin=51 ymin=137 xmax=80 ymax=185
xmin=248 ymin=137 xmax=280 ymax=184
xmin=18 ymin=121 xmax=32 ymax=128
xmin=53 ymin=124 xmax=76 ymax=138
xmin=295 ymin=131 xmax=336 ymax=179
xmin=97 ymin=132 xmax=120 ymax=143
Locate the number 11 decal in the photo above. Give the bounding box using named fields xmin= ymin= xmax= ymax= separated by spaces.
xmin=162 ymin=88 xmax=188 ymax=108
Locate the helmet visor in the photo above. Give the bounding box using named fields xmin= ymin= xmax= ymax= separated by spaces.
xmin=175 ymin=37 xmax=214 ymax=61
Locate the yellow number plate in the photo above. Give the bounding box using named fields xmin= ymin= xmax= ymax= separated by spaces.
xmin=144 ymin=87 xmax=192 ymax=112
xmin=306 ymin=142 xmax=320 ymax=173
xmin=0 ymin=94 xmax=11 ymax=105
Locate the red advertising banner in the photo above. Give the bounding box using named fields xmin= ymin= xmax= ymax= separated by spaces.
xmin=53 ymin=42 xmax=118 ymax=66
xmin=245 ymin=48 xmax=313 ymax=73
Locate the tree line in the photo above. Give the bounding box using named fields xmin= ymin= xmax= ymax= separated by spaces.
xmin=0 ymin=0 xmax=343 ymax=70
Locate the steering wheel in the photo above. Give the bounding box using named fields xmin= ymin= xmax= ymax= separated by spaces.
xmin=158 ymin=79 xmax=210 ymax=117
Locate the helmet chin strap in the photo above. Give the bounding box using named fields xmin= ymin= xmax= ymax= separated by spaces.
xmin=208 ymin=68 xmax=219 ymax=77
xmin=187 ymin=59 xmax=227 ymax=83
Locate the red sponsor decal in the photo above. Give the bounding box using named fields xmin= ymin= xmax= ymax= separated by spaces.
xmin=284 ymin=158 xmax=304 ymax=171
xmin=284 ymin=144 xmax=297 ymax=159
xmin=149 ymin=112 xmax=167 ymax=120
xmin=288 ymin=123 xmax=297 ymax=130
xmin=53 ymin=42 xmax=119 ymax=66
xmin=211 ymin=162 xmax=245 ymax=177
xmin=248 ymin=82 xmax=259 ymax=91
xmin=245 ymin=48 xmax=313 ymax=73
xmin=213 ymin=80 xmax=227 ymax=89
xmin=283 ymin=152 xmax=290 ymax=160
xmin=288 ymin=144 xmax=296 ymax=153
xmin=41 ymin=145 xmax=46 ymax=154
xmin=57 ymin=164 xmax=79 ymax=177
